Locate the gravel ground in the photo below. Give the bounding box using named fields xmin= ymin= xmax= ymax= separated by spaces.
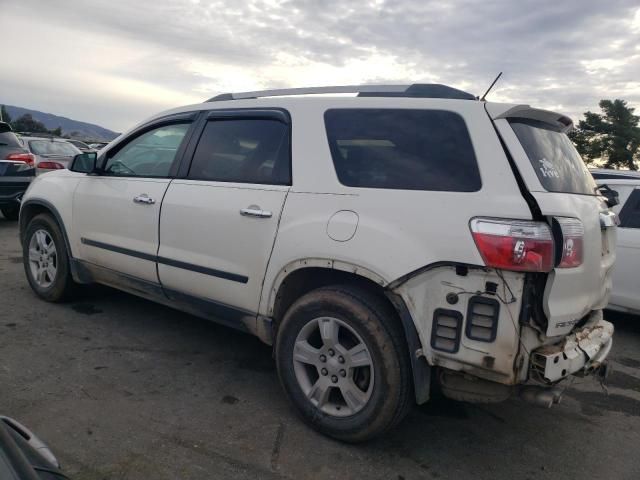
xmin=1 ymin=216 xmax=639 ymax=480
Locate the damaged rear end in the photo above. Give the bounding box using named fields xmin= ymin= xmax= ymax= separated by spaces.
xmin=392 ymin=103 xmax=616 ymax=406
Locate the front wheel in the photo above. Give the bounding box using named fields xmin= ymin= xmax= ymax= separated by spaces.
xmin=23 ymin=213 xmax=78 ymax=302
xmin=275 ymin=285 xmax=413 ymax=442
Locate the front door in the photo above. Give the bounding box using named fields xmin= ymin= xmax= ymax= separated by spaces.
xmin=72 ymin=120 xmax=193 ymax=283
xmin=158 ymin=111 xmax=291 ymax=314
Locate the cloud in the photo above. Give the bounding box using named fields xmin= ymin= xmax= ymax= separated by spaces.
xmin=0 ymin=0 xmax=638 ymax=131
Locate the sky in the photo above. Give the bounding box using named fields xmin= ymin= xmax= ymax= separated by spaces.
xmin=1 ymin=0 xmax=639 ymax=133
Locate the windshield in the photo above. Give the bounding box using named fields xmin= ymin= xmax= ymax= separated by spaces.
xmin=509 ymin=119 xmax=597 ymax=195
xmin=28 ymin=140 xmax=79 ymax=156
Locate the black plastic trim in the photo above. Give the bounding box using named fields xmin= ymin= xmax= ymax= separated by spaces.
xmin=206 ymin=108 xmax=290 ymax=124
xmin=76 ymin=260 xmax=255 ymax=335
xmin=465 ymin=296 xmax=500 ymax=342
xmin=386 ymin=292 xmax=432 ymax=404
xmin=80 ymin=237 xmax=248 ymax=283
xmin=157 ymin=256 xmax=248 ymax=283
xmin=81 ymin=238 xmax=157 ymax=262
xmin=163 ymin=287 xmax=252 ymax=331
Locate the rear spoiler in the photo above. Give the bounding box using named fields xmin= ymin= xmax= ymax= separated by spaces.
xmin=485 ymin=104 xmax=574 ymax=133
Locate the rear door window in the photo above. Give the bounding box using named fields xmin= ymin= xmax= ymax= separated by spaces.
xmin=324 ymin=109 xmax=481 ymax=191
xmin=509 ymin=119 xmax=597 ymax=195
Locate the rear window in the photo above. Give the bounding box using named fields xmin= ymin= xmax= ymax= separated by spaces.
xmin=28 ymin=140 xmax=79 ymax=156
xmin=324 ymin=109 xmax=481 ymax=191
xmin=509 ymin=119 xmax=597 ymax=195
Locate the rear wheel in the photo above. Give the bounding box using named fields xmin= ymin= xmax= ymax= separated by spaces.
xmin=275 ymin=285 xmax=413 ymax=442
xmin=1 ymin=205 xmax=19 ymax=221
xmin=23 ymin=213 xmax=78 ymax=302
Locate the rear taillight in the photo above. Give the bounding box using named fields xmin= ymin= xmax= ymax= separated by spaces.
xmin=556 ymin=218 xmax=584 ymax=268
xmin=6 ymin=153 xmax=36 ymax=166
xmin=470 ymin=218 xmax=554 ymax=272
xmin=37 ymin=161 xmax=65 ymax=170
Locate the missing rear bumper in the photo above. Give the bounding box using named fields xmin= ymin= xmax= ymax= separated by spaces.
xmin=530 ymin=318 xmax=614 ymax=383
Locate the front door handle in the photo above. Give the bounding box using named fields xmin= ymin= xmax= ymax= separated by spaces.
xmin=240 ymin=206 xmax=272 ymax=218
xmin=133 ymin=194 xmax=155 ymax=205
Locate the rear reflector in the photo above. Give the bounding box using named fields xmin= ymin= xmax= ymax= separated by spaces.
xmin=38 ymin=161 xmax=65 ymax=170
xmin=470 ymin=218 xmax=554 ymax=272
xmin=5 ymin=153 xmax=35 ymax=166
xmin=556 ymin=218 xmax=584 ymax=268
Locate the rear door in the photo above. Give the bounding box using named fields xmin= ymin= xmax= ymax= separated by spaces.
xmin=157 ymin=109 xmax=291 ymax=314
xmin=72 ymin=114 xmax=196 ymax=283
xmin=488 ymin=104 xmax=616 ymax=337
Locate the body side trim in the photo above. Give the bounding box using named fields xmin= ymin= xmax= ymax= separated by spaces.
xmin=80 ymin=237 xmax=249 ymax=283
xmin=75 ymin=259 xmax=263 ymax=338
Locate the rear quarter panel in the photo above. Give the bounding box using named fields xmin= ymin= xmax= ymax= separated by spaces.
xmin=259 ymin=98 xmax=532 ymax=315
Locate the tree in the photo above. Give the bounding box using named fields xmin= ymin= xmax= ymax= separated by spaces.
xmin=570 ymin=99 xmax=640 ymax=170
xmin=0 ymin=105 xmax=11 ymax=124
xmin=11 ymin=113 xmax=49 ymax=134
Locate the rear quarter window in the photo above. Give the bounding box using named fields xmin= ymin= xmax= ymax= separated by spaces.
xmin=509 ymin=119 xmax=597 ymax=195
xmin=324 ymin=109 xmax=481 ymax=191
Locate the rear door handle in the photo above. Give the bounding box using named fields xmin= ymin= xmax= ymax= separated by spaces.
xmin=240 ymin=206 xmax=272 ymax=218
xmin=133 ymin=194 xmax=155 ymax=205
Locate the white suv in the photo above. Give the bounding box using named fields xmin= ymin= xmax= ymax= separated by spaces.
xmin=19 ymin=84 xmax=617 ymax=442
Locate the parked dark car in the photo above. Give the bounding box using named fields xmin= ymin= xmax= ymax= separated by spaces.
xmin=0 ymin=123 xmax=32 ymax=220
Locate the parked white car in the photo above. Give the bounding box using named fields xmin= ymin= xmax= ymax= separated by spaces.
xmin=19 ymin=84 xmax=616 ymax=442
xmin=592 ymin=169 xmax=640 ymax=314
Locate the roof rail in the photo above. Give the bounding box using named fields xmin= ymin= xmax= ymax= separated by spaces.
xmin=205 ymin=84 xmax=477 ymax=102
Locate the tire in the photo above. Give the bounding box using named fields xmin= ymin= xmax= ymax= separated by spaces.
xmin=1 ymin=205 xmax=19 ymax=221
xmin=23 ymin=213 xmax=78 ymax=302
xmin=275 ymin=285 xmax=413 ymax=442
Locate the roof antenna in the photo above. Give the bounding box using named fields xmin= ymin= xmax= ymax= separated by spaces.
xmin=480 ymin=72 xmax=503 ymax=101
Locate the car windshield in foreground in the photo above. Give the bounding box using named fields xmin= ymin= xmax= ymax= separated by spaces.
xmin=509 ymin=119 xmax=597 ymax=195
xmin=28 ymin=140 xmax=79 ymax=156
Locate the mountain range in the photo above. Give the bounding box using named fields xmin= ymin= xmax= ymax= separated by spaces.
xmin=1 ymin=104 xmax=119 ymax=142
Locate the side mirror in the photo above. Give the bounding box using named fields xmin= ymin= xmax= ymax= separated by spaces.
xmin=598 ymin=184 xmax=619 ymax=208
xmin=70 ymin=152 xmax=98 ymax=174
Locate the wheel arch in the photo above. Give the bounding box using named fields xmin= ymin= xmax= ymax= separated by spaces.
xmin=267 ymin=260 xmax=431 ymax=404
xmin=19 ymin=199 xmax=90 ymax=284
